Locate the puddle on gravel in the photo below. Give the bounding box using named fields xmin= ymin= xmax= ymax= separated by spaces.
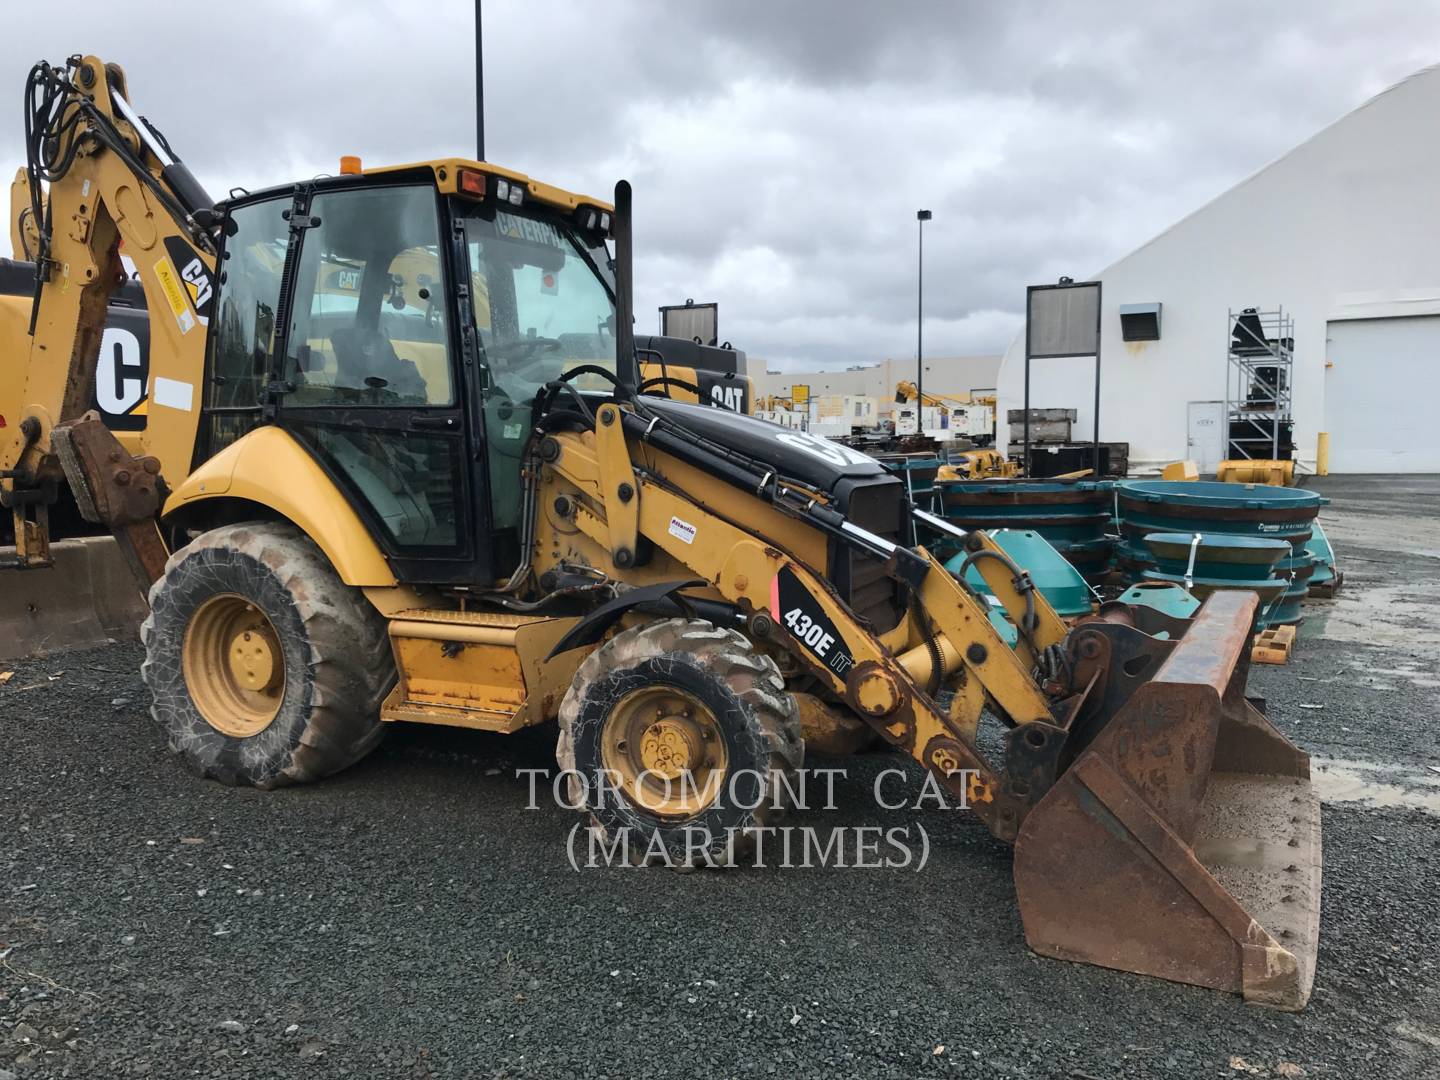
xmin=1310 ymin=757 xmax=1440 ymax=815
xmin=1313 ymin=583 xmax=1440 ymax=653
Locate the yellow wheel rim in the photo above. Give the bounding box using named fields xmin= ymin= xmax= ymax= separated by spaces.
xmin=182 ymin=593 xmax=286 ymax=738
xmin=600 ymin=686 xmax=728 ymax=819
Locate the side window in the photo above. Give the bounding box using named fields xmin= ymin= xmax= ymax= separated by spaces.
xmin=203 ymin=198 xmax=287 ymax=454
xmin=294 ymin=425 xmax=463 ymax=549
xmin=284 ymin=186 xmax=453 ymax=407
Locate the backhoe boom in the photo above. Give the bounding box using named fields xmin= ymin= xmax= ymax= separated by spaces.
xmin=2 ymin=56 xmax=215 ymax=575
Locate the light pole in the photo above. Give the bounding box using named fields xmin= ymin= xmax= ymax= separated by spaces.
xmin=916 ymin=209 xmax=932 ymax=429
xmin=475 ymin=0 xmax=485 ymax=160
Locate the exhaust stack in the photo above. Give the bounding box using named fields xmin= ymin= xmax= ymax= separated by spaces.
xmin=612 ymin=180 xmax=637 ymax=400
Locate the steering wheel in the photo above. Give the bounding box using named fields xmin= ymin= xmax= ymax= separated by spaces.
xmin=487 ymin=335 xmax=564 ymax=380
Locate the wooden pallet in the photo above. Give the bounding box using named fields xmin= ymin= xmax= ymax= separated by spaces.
xmin=1308 ymin=569 xmax=1345 ymax=599
xmin=1251 ymin=624 xmax=1297 ymax=665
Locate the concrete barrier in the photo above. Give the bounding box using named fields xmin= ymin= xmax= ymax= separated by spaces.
xmin=1 ymin=537 xmax=148 ymax=660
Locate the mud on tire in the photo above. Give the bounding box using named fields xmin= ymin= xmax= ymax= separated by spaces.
xmin=557 ymin=618 xmax=803 ymax=866
xmin=140 ymin=521 xmax=394 ymax=788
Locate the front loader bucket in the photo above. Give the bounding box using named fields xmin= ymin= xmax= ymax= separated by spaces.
xmin=1014 ymin=589 xmax=1321 ymax=1010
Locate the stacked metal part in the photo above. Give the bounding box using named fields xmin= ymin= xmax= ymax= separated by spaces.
xmin=933 ymin=478 xmax=1115 ymax=581
xmin=943 ymin=529 xmax=1095 ymax=621
xmin=1114 ymin=480 xmax=1325 ymax=625
xmin=1139 ymin=533 xmax=1291 ymax=628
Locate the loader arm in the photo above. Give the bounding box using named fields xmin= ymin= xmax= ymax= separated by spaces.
xmin=1 ymin=56 xmax=217 ymax=577
xmin=547 ymin=400 xmax=1073 ymax=842
xmin=540 ymin=394 xmax=1322 ymax=1008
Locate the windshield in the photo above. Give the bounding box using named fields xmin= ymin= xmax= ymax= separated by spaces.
xmin=462 ymin=208 xmax=616 ymax=399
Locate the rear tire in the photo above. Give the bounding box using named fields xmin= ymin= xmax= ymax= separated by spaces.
xmin=557 ymin=618 xmax=803 ymax=866
xmin=140 ymin=521 xmax=393 ymax=788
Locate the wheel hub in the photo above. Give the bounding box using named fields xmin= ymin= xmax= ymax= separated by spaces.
xmin=228 ymin=628 xmax=279 ymax=692
xmin=182 ymin=594 xmax=286 ymax=738
xmin=639 ymin=716 xmax=704 ymax=779
xmin=601 ymin=687 xmax=728 ymax=818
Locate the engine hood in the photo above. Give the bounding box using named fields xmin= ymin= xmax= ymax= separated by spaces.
xmin=639 ymin=397 xmax=888 ymax=492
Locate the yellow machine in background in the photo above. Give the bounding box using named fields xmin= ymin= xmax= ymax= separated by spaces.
xmin=1 ymin=55 xmax=1322 ymax=1011
xmin=1217 ymin=458 xmax=1295 ymax=486
xmin=1161 ymin=460 xmax=1200 ymax=481
xmin=938 ymin=448 xmax=1018 ymax=480
xmin=1162 ymin=459 xmax=1294 ymax=485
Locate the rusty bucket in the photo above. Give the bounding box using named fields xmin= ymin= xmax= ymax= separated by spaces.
xmin=1013 ymin=589 xmax=1322 ymax=1010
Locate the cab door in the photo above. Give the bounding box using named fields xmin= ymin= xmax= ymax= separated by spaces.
xmin=270 ymin=181 xmax=494 ymax=584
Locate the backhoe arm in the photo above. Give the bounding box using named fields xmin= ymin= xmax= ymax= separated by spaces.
xmin=2 ymin=56 xmax=217 ymax=577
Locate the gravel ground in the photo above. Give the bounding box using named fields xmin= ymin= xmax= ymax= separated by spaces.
xmin=3 ymin=476 xmax=1439 ymax=1079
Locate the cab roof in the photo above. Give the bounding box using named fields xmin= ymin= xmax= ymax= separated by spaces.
xmin=221 ymin=158 xmax=614 ymax=216
xmin=363 ymin=158 xmax=614 ymax=214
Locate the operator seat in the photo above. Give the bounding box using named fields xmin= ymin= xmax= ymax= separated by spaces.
xmin=330 ymin=326 xmax=428 ymax=401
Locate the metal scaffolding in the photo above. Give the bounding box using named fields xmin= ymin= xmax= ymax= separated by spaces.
xmin=1224 ymin=306 xmax=1294 ymax=460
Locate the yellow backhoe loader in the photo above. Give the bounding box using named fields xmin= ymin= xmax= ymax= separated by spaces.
xmin=0 ymin=56 xmax=1322 ymax=1009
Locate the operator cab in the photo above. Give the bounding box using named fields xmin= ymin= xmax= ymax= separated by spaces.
xmin=201 ymin=161 xmax=618 ymax=586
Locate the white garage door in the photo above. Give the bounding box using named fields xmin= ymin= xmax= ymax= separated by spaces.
xmin=1325 ymin=316 xmax=1440 ymax=473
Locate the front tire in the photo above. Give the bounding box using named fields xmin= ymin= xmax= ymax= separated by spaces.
xmin=140 ymin=521 xmax=394 ymax=788
xmin=557 ymin=618 xmax=803 ymax=865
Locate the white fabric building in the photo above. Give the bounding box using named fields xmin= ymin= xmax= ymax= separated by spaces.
xmin=994 ymin=66 xmax=1440 ymax=474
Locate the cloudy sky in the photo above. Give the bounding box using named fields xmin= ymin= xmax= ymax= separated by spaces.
xmin=4 ymin=2 xmax=1437 ymax=370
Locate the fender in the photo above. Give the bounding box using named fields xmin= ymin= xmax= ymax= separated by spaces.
xmin=162 ymin=426 xmax=395 ymax=586
xmin=545 ymin=578 xmax=735 ymax=659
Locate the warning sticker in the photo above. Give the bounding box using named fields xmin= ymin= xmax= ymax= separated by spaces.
xmin=153 ymin=255 xmax=195 ymax=334
xmin=162 ymin=236 xmax=214 ymax=327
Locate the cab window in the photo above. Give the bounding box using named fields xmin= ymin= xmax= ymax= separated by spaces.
xmin=284 ymin=186 xmax=453 ymax=407
xmin=202 ymin=197 xmax=288 ymax=456
xmin=461 ymin=207 xmax=616 ymax=544
xmin=277 ymin=183 xmax=466 ymax=559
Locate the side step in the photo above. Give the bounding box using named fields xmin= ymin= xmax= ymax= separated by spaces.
xmin=381 ymin=607 xmax=584 ymax=733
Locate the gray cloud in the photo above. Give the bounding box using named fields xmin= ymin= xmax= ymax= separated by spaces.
xmin=4 ymin=0 xmax=1437 ymax=370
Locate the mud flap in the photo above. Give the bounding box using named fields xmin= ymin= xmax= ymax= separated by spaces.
xmin=1013 ymin=589 xmax=1322 ymax=1010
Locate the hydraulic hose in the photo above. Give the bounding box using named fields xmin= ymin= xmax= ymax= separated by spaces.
xmin=956 ymin=547 xmax=1038 ymax=636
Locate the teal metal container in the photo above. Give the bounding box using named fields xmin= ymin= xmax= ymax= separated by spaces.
xmin=944 ymin=529 xmax=1094 ymax=619
xmin=983 ymin=599 xmax=1020 ymax=647
xmin=1143 ymin=532 xmax=1290 ymax=581
xmin=1116 ymin=480 xmax=1323 ymax=546
xmin=1113 ymin=534 xmax=1157 ymax=579
xmin=1115 ymin=480 xmax=1324 ymax=600
xmin=1140 ymin=568 xmax=1288 ymax=619
xmin=1265 ymin=549 xmax=1316 ymax=626
xmin=936 ymin=478 xmax=1115 ymax=582
xmin=1140 ymin=530 xmax=1298 ymax=628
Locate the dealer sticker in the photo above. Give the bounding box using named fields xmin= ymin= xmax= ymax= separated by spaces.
xmin=667 ymin=516 xmax=697 ymax=544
